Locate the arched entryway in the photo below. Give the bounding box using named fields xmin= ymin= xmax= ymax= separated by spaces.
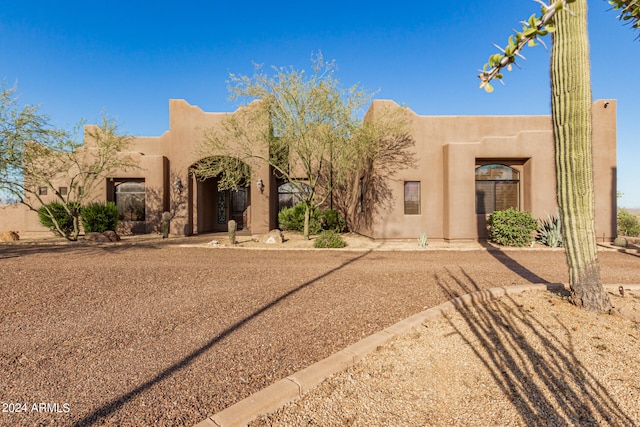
xmin=190 ymin=157 xmax=251 ymax=233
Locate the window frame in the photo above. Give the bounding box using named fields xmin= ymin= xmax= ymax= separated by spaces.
xmin=114 ymin=179 xmax=146 ymax=221
xmin=403 ymin=181 xmax=421 ymax=215
xmin=475 ymin=164 xmax=520 ymax=215
xmin=277 ymin=181 xmax=311 ymax=211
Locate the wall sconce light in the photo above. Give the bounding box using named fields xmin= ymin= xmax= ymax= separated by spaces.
xmin=256 ymin=177 xmax=264 ymax=193
xmin=173 ymin=178 xmax=183 ymax=194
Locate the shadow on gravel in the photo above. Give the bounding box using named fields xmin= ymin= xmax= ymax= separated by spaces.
xmin=436 ymin=270 xmax=635 ymax=426
xmin=486 ymin=249 xmax=551 ymax=284
xmin=609 ymin=247 xmax=640 ymax=259
xmin=72 ymin=250 xmax=374 ymax=427
xmin=0 ymin=241 xmax=164 ymax=258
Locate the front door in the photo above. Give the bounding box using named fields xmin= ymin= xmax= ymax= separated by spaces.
xmin=230 ymin=187 xmax=247 ymax=229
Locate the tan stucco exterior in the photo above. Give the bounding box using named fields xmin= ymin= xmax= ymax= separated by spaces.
xmin=0 ymin=98 xmax=617 ymax=242
xmin=358 ymin=99 xmax=616 ymax=241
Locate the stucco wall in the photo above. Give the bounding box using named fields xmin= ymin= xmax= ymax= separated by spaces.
xmin=0 ymin=204 xmax=50 ymax=237
xmin=363 ymin=99 xmax=616 ymax=242
xmin=163 ymin=100 xmax=273 ymax=235
xmin=1 ymin=98 xmax=617 ymax=241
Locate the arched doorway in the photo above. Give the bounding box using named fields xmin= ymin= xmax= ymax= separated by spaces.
xmin=190 ymin=157 xmax=251 ymax=233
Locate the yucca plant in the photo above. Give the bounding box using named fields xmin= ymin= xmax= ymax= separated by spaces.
xmin=537 ymin=210 xmax=563 ymax=248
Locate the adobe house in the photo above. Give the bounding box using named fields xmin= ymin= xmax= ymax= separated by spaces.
xmin=361 ymin=99 xmax=616 ymax=241
xmin=0 ymin=98 xmax=617 ymax=242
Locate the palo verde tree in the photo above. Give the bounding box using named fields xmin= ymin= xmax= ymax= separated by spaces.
xmin=1 ymin=84 xmax=137 ymax=240
xmin=195 ymin=53 xmax=392 ymax=239
xmin=479 ymin=0 xmax=639 ymax=312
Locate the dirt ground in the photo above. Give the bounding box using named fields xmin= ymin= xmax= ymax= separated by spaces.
xmin=1 ymin=233 xmax=639 ymax=426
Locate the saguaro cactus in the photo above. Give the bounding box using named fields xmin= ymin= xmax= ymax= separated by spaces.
xmin=551 ymin=0 xmax=611 ymax=311
xmin=228 ymin=219 xmax=237 ymax=245
xmin=478 ymin=0 xmax=615 ymax=312
xmin=161 ymin=211 xmax=171 ymax=239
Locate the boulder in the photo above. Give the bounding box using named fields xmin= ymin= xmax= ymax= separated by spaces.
xmin=262 ymin=229 xmax=284 ymax=244
xmin=0 ymin=231 xmax=19 ymax=242
xmin=84 ymin=232 xmax=111 ymax=243
xmin=103 ymin=230 xmax=121 ymax=242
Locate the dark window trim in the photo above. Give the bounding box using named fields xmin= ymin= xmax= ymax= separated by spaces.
xmin=114 ymin=179 xmax=146 ymax=221
xmin=404 ymin=181 xmax=421 ymax=215
xmin=475 ymin=164 xmax=520 ymax=215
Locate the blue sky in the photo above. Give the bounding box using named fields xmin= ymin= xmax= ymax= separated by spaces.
xmin=2 ymin=0 xmax=639 ymax=206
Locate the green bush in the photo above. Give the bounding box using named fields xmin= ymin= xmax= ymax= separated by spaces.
xmin=617 ymin=208 xmax=640 ymax=237
xmin=278 ymin=204 xmax=347 ymax=235
xmin=488 ymin=208 xmax=537 ymax=247
xmin=37 ymin=202 xmax=77 ymax=237
xmin=81 ymin=202 xmax=119 ymax=233
xmin=313 ymin=230 xmax=347 ymax=248
xmin=278 ymin=203 xmax=323 ymax=234
xmin=320 ymin=209 xmax=346 ymax=232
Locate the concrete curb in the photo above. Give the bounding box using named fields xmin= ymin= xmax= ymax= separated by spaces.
xmin=194 ymin=283 xmax=640 ymax=427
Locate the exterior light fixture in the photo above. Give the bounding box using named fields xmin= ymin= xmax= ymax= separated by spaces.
xmin=173 ymin=178 xmax=183 ymax=194
xmin=257 ymin=177 xmax=264 ymax=193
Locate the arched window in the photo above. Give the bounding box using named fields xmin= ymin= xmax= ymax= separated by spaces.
xmin=278 ymin=182 xmax=311 ymax=211
xmin=475 ymin=165 xmax=519 ymax=214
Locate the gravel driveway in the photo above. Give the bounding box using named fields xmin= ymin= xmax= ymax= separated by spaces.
xmin=1 ymin=240 xmax=639 ymax=426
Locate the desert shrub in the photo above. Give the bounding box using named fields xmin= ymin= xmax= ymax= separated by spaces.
xmin=617 ymin=209 xmax=640 ymax=237
xmin=37 ymin=202 xmax=78 ymax=237
xmin=488 ymin=208 xmax=537 ymax=247
xmin=313 ymin=230 xmax=346 ymax=248
xmin=81 ymin=202 xmax=119 ymax=233
xmin=537 ymin=211 xmax=563 ymax=247
xmin=278 ymin=203 xmax=323 ymax=234
xmin=320 ymin=209 xmax=346 ymax=232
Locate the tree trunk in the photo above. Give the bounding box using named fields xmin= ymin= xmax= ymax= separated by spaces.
xmin=71 ymin=215 xmax=80 ymax=241
xmin=303 ymin=203 xmax=311 ymax=240
xmin=551 ymin=0 xmax=611 ymax=312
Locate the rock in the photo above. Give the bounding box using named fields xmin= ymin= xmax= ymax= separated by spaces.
xmin=103 ymin=230 xmax=121 ymax=242
xmin=262 ymin=229 xmax=284 ymax=244
xmin=0 ymin=231 xmax=19 ymax=242
xmin=84 ymin=232 xmax=111 ymax=243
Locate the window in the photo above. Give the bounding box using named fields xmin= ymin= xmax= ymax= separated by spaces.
xmin=278 ymin=182 xmax=310 ymax=211
xmin=404 ymin=181 xmax=421 ymax=215
xmin=475 ymin=164 xmax=519 ymax=214
xmin=38 ymin=187 xmax=48 ymax=196
xmin=115 ymin=180 xmax=145 ymax=221
xmin=58 ymin=187 xmax=68 ymax=196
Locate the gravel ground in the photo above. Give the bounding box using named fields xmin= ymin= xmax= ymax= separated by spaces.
xmin=1 ymin=235 xmax=639 ymax=426
xmin=253 ymin=289 xmax=640 ymax=427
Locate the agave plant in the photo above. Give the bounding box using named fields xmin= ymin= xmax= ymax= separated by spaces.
xmin=537 ymin=210 xmax=563 ymax=248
